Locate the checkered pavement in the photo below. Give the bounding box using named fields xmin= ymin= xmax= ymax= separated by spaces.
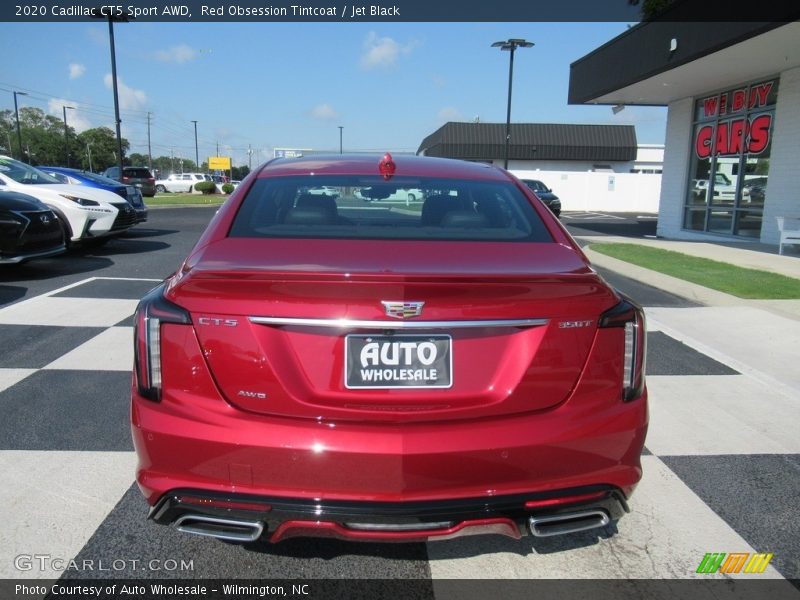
xmin=1 ymin=277 xmax=798 ymax=587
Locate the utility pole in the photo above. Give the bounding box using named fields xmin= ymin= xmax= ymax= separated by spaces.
xmin=12 ymin=90 xmax=27 ymax=160
xmin=248 ymin=144 xmax=252 ymax=170
xmin=108 ymin=17 xmax=125 ymax=177
xmin=62 ymin=105 xmax=75 ymax=167
xmin=146 ymin=112 xmax=152 ymax=171
xmin=86 ymin=144 xmax=93 ymax=171
xmin=170 ymin=148 xmax=175 ymax=174
xmin=216 ymin=140 xmax=219 ymax=157
xmin=190 ymin=120 xmax=199 ymax=170
xmin=338 ymin=126 xmax=343 ymax=154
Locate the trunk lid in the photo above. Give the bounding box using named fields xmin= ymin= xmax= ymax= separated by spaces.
xmin=169 ymin=238 xmax=618 ymax=422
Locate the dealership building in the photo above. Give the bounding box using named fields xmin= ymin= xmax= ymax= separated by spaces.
xmin=570 ymin=20 xmax=800 ymax=243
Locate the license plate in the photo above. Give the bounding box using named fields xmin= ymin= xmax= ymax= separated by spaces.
xmin=345 ymin=334 xmax=452 ymax=389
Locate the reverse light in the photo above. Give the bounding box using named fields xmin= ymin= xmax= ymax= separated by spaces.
xmin=134 ymin=283 xmax=192 ymax=401
xmin=59 ymin=194 xmax=99 ymax=207
xmin=599 ymin=297 xmax=646 ymax=402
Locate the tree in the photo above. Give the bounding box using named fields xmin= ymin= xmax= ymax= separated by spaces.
xmin=128 ymin=152 xmax=149 ymax=167
xmin=628 ymin=0 xmax=675 ymax=19
xmin=76 ymin=127 xmax=130 ymax=172
xmin=231 ymin=165 xmax=250 ymax=180
xmin=0 ymin=107 xmax=68 ymax=165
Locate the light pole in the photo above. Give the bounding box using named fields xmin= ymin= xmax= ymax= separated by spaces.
xmin=338 ymin=126 xmax=343 ymax=154
xmin=107 ymin=16 xmax=126 ymax=178
xmin=62 ymin=105 xmax=75 ymax=167
xmin=491 ymin=38 xmax=534 ymax=169
xmin=191 ymin=120 xmax=199 ymax=169
xmin=12 ymin=90 xmax=27 ymax=160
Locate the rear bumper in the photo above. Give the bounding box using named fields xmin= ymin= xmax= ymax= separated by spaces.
xmin=132 ymin=317 xmax=648 ymax=543
xmin=150 ymin=486 xmax=629 ymax=543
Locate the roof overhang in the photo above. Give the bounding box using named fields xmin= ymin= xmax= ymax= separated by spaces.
xmin=570 ymin=21 xmax=800 ymax=106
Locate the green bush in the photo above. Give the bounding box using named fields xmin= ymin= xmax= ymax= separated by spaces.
xmin=221 ymin=183 xmax=234 ymax=194
xmin=194 ymin=181 xmax=217 ymax=195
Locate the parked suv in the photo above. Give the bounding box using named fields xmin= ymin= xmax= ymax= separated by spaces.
xmin=155 ymin=173 xmax=211 ymax=194
xmin=104 ymin=166 xmax=156 ymax=197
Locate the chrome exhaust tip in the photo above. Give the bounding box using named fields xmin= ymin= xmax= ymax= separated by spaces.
xmin=528 ymin=510 xmax=610 ymax=537
xmin=173 ymin=514 xmax=264 ymax=542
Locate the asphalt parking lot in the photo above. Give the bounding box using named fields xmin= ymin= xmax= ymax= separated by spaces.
xmin=1 ymin=207 xmax=798 ymax=594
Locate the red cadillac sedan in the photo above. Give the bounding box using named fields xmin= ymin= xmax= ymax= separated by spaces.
xmin=132 ymin=153 xmax=647 ymax=544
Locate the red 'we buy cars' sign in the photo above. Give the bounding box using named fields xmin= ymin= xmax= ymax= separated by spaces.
xmin=695 ymin=81 xmax=775 ymax=159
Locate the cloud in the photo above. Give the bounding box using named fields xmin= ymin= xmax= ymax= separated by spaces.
xmin=47 ymin=99 xmax=92 ymax=133
xmin=68 ymin=63 xmax=86 ymax=80
xmin=360 ymin=32 xmax=417 ymax=70
xmin=154 ymin=44 xmax=197 ymax=64
xmin=437 ymin=107 xmax=463 ymax=122
xmin=103 ymin=74 xmax=147 ymax=111
xmin=309 ymin=103 xmax=339 ymax=120
xmin=430 ymin=74 xmax=447 ymax=88
xmin=87 ymin=26 xmax=106 ymax=45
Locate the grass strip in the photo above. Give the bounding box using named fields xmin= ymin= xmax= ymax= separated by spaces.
xmin=591 ymin=243 xmax=800 ymax=299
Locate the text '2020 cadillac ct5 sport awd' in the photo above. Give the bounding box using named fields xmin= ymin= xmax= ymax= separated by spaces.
xmin=132 ymin=153 xmax=647 ymax=545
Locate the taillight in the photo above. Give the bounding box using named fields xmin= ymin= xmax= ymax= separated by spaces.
xmin=134 ymin=283 xmax=191 ymax=401
xmin=599 ymin=297 xmax=646 ymax=402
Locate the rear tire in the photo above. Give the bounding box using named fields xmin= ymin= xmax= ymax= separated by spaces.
xmin=155 ymin=185 xmax=166 ymax=193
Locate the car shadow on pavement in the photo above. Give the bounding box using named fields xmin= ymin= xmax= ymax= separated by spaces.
xmin=0 ymin=284 xmax=28 ymax=307
xmin=0 ymin=255 xmax=114 ymax=283
xmin=73 ymin=239 xmax=171 ymax=256
xmin=121 ymin=228 xmax=180 ymax=239
xmin=426 ymin=522 xmax=619 ymax=560
xmin=243 ymin=537 xmax=432 ymax=561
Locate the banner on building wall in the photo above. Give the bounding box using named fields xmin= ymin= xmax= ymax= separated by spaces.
xmin=694 ymin=80 xmax=775 ymax=159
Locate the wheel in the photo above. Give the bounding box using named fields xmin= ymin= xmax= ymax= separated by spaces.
xmin=408 ymin=193 xmax=416 ymax=202
xmin=155 ymin=185 xmax=166 ymax=193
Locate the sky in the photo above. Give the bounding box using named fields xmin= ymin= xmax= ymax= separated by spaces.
xmin=0 ymin=21 xmax=667 ymax=167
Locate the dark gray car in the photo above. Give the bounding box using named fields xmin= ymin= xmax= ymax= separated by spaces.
xmin=103 ymin=166 xmax=156 ymax=198
xmin=521 ymin=179 xmax=561 ymax=218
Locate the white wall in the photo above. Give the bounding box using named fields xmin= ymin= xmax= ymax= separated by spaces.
xmin=762 ymin=66 xmax=800 ymax=244
xmin=511 ymin=169 xmax=662 ymax=213
xmin=502 ymin=159 xmax=637 ymax=173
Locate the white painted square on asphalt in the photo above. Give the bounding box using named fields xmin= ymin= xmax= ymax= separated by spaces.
xmin=0 ymin=297 xmax=138 ymax=328
xmin=646 ymin=375 xmax=800 ymax=456
xmin=0 ymin=450 xmax=137 ymax=579
xmin=0 ymin=368 xmax=37 ymax=393
xmin=43 ymin=327 xmax=134 ymax=372
xmin=426 ymin=456 xmax=784 ymax=580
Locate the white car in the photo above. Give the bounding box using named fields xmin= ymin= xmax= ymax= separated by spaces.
xmin=0 ymin=156 xmax=136 ymax=245
xmin=354 ymin=187 xmax=424 ymax=204
xmin=155 ymin=173 xmax=211 ymax=194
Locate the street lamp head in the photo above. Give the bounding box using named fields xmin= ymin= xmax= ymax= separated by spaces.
xmin=14 ymin=91 xmax=28 ymax=97
xmin=491 ymin=39 xmax=535 ymax=51
xmin=64 ymin=106 xmax=75 ymax=110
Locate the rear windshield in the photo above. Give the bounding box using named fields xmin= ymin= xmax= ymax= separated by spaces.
xmin=125 ymin=168 xmax=152 ymax=178
xmin=229 ymin=176 xmax=553 ymax=242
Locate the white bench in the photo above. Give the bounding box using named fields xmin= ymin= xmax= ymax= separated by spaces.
xmin=777 ymin=216 xmax=800 ymax=255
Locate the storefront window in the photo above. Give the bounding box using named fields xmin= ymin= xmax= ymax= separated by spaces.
xmin=683 ymin=79 xmax=778 ymax=236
